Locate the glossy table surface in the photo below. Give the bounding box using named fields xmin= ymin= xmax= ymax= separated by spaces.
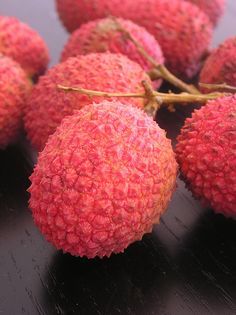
xmin=0 ymin=1 xmax=236 ymax=314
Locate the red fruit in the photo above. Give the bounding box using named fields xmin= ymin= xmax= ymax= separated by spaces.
xmin=61 ymin=17 xmax=164 ymax=75
xmin=186 ymin=0 xmax=225 ymax=26
xmin=29 ymin=100 xmax=178 ymax=258
xmin=56 ymin=0 xmax=213 ymax=78
xmin=24 ymin=53 xmax=152 ymax=151
xmin=0 ymin=16 xmax=49 ymax=79
xmin=176 ymin=96 xmax=236 ymax=218
xmin=0 ymin=55 xmax=31 ymax=149
xmin=200 ymin=37 xmax=236 ymax=92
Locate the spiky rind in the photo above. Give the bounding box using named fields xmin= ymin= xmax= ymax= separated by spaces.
xmin=0 ymin=55 xmax=31 ymax=148
xmin=24 ymin=53 xmax=152 ymax=151
xmin=200 ymin=37 xmax=236 ymax=92
xmin=56 ymin=0 xmax=213 ymax=78
xmin=176 ymin=96 xmax=236 ymax=218
xmin=29 ymin=100 xmax=178 ymax=258
xmin=186 ymin=0 xmax=225 ymax=26
xmin=0 ymin=16 xmax=49 ymax=78
xmin=61 ymin=17 xmax=164 ymax=74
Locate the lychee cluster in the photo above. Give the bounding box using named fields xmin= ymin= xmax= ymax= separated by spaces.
xmin=29 ymin=101 xmax=178 ymax=258
xmin=0 ymin=15 xmax=49 ymax=149
xmin=1 ymin=0 xmax=234 ymax=261
xmin=56 ymin=0 xmax=213 ymax=79
xmin=176 ymin=96 xmax=236 ymax=218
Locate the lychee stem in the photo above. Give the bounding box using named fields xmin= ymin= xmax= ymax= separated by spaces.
xmin=141 ymin=80 xmax=161 ymax=116
xmin=200 ymin=82 xmax=236 ymax=92
xmin=111 ymin=17 xmax=200 ymax=95
xmin=148 ymin=67 xmax=200 ymax=94
xmin=57 ymin=84 xmax=228 ymax=110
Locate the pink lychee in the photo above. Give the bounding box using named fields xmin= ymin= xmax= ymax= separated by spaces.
xmin=0 ymin=16 xmax=49 ymax=79
xmin=176 ymin=96 xmax=236 ymax=218
xmin=0 ymin=54 xmax=31 ymax=149
xmin=61 ymin=17 xmax=164 ymax=76
xmin=29 ymin=100 xmax=178 ymax=258
xmin=186 ymin=0 xmax=225 ymax=27
xmin=200 ymin=37 xmax=236 ymax=92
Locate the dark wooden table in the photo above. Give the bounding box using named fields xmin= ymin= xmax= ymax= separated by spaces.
xmin=0 ymin=1 xmax=235 ymax=314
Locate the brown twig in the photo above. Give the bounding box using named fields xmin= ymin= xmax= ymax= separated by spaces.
xmin=153 ymin=66 xmax=200 ymax=95
xmin=57 ymin=84 xmax=228 ymax=111
xmin=111 ymin=17 xmax=200 ymax=95
xmin=200 ymin=82 xmax=236 ymax=93
xmin=58 ymin=85 xmax=145 ymax=98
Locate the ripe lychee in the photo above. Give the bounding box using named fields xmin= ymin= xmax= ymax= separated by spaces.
xmin=200 ymin=37 xmax=236 ymax=92
xmin=61 ymin=17 xmax=164 ymax=75
xmin=176 ymin=96 xmax=236 ymax=218
xmin=29 ymin=100 xmax=178 ymax=258
xmin=0 ymin=54 xmax=31 ymax=149
xmin=24 ymin=53 xmax=152 ymax=151
xmin=186 ymin=0 xmax=225 ymax=26
xmin=56 ymin=0 xmax=213 ymax=78
xmin=0 ymin=16 xmax=49 ymax=79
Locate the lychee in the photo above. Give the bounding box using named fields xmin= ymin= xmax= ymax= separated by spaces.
xmin=61 ymin=17 xmax=164 ymax=75
xmin=176 ymin=96 xmax=236 ymax=218
xmin=186 ymin=0 xmax=225 ymax=27
xmin=200 ymin=37 xmax=236 ymax=92
xmin=29 ymin=100 xmax=178 ymax=258
xmin=0 ymin=54 xmax=31 ymax=149
xmin=24 ymin=53 xmax=152 ymax=151
xmin=56 ymin=0 xmax=213 ymax=78
xmin=0 ymin=16 xmax=49 ymax=79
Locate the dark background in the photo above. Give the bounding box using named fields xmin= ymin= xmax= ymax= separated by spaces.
xmin=0 ymin=1 xmax=235 ymax=314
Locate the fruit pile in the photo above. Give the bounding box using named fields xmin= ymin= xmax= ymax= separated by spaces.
xmin=0 ymin=0 xmax=235 ymax=259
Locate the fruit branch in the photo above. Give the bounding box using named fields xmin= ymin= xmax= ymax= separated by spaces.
xmin=58 ymin=85 xmax=144 ymax=98
xmin=57 ymin=83 xmax=228 ymax=113
xmin=111 ymin=17 xmax=200 ymax=95
xmin=200 ymin=82 xmax=236 ymax=93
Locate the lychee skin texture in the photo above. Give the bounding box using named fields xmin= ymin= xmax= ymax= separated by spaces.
xmin=200 ymin=37 xmax=236 ymax=92
xmin=0 ymin=55 xmax=31 ymax=149
xmin=186 ymin=0 xmax=225 ymax=27
xmin=29 ymin=101 xmax=178 ymax=258
xmin=61 ymin=17 xmax=164 ymax=75
xmin=24 ymin=53 xmax=152 ymax=151
xmin=176 ymin=96 xmax=236 ymax=218
xmin=0 ymin=16 xmax=49 ymax=78
xmin=56 ymin=0 xmax=213 ymax=78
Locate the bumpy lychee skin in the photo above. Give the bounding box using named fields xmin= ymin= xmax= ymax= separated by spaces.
xmin=200 ymin=37 xmax=236 ymax=92
xmin=176 ymin=96 xmax=236 ymax=218
xmin=0 ymin=55 xmax=31 ymax=149
xmin=186 ymin=0 xmax=225 ymax=26
xmin=24 ymin=53 xmax=152 ymax=151
xmin=0 ymin=16 xmax=49 ymax=78
xmin=56 ymin=0 xmax=213 ymax=78
xmin=61 ymin=17 xmax=164 ymax=74
xmin=29 ymin=100 xmax=178 ymax=258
